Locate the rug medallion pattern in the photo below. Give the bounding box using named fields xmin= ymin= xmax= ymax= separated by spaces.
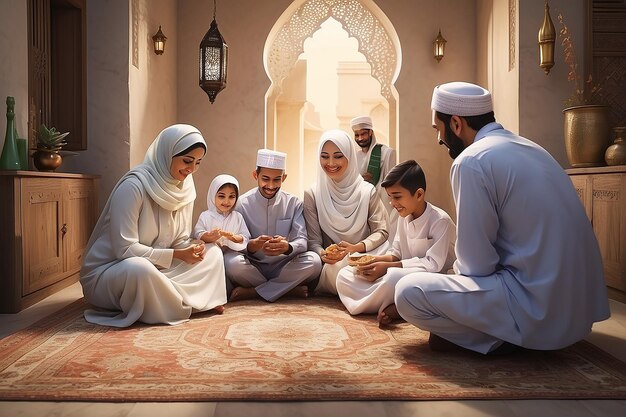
xmin=1 ymin=297 xmax=625 ymax=401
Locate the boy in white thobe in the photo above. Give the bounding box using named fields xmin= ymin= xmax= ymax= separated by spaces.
xmin=336 ymin=160 xmax=455 ymax=325
xmin=395 ymin=82 xmax=610 ymax=355
xmin=224 ymin=149 xmax=322 ymax=302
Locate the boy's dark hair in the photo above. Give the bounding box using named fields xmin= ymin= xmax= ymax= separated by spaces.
xmin=174 ymin=142 xmax=206 ymax=157
xmin=217 ymin=182 xmax=239 ymax=200
xmin=435 ymin=111 xmax=495 ymax=132
xmin=381 ymin=160 xmax=426 ymax=195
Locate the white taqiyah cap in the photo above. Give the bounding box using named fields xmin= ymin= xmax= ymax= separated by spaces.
xmin=350 ymin=116 xmax=373 ymax=130
xmin=431 ymin=82 xmax=493 ymax=116
xmin=256 ymin=149 xmax=287 ymax=170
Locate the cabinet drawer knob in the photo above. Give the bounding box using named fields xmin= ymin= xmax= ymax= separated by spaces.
xmin=61 ymin=224 xmax=68 ymax=235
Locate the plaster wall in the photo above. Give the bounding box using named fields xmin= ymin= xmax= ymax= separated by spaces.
xmin=129 ymin=0 xmax=178 ymax=167
xmin=0 ymin=0 xmax=28 ymax=147
xmin=518 ymin=0 xmax=585 ymax=167
xmin=60 ymin=0 xmax=131 ymax=211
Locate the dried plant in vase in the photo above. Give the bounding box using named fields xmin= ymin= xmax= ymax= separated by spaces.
xmin=557 ymin=13 xmax=611 ymax=168
xmin=558 ymin=13 xmax=605 ymax=107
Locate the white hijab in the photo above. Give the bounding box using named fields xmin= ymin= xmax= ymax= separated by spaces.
xmin=206 ymin=174 xmax=240 ymax=221
xmin=313 ymin=129 xmax=374 ymax=244
xmin=84 ymin=124 xmax=206 ymax=254
xmin=137 ymin=124 xmax=206 ymax=211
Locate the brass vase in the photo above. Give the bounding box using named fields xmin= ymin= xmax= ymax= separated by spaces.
xmin=605 ymin=126 xmax=626 ymax=166
xmin=563 ymin=105 xmax=611 ymax=167
xmin=32 ymin=150 xmax=63 ymax=172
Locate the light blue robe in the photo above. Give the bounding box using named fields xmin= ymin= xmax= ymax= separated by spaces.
xmin=395 ymin=123 xmax=610 ymax=353
xmin=224 ymin=188 xmax=321 ymax=302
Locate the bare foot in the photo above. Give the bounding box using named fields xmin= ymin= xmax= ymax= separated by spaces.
xmin=229 ymin=286 xmax=259 ymax=302
xmin=285 ymin=285 xmax=309 ymax=299
xmin=377 ymin=304 xmax=401 ymax=326
xmin=212 ymin=305 xmax=225 ymax=314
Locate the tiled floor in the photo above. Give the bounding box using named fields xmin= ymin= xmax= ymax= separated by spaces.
xmin=1 ymin=282 xmax=625 ymax=417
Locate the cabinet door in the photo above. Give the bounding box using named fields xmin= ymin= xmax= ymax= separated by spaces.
xmin=591 ymin=174 xmax=626 ymax=292
xmin=64 ymin=179 xmax=96 ymax=272
xmin=21 ymin=178 xmax=65 ymax=295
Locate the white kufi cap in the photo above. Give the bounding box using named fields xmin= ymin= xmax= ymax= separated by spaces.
xmin=431 ymin=82 xmax=493 ymax=116
xmin=350 ymin=116 xmax=373 ymax=130
xmin=256 ymin=149 xmax=287 ymax=170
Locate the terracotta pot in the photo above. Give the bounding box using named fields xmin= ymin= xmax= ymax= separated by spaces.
xmin=563 ymin=105 xmax=611 ymax=168
xmin=33 ymin=150 xmax=63 ymax=172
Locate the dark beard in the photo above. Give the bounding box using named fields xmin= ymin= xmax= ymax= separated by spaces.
xmin=356 ymin=137 xmax=372 ymax=149
xmin=439 ymin=125 xmax=466 ymax=159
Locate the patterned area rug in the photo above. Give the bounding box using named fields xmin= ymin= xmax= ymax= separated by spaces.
xmin=1 ymin=297 xmax=626 ymax=402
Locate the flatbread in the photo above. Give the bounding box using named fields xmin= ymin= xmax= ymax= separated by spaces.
xmin=348 ymin=254 xmax=375 ymax=267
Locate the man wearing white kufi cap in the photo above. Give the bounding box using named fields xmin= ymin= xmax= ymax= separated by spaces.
xmin=224 ymin=149 xmax=322 ymax=302
xmin=350 ymin=115 xmax=398 ymax=241
xmin=394 ymin=81 xmax=609 ymax=355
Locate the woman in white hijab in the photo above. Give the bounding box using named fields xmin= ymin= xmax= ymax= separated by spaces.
xmin=303 ymin=129 xmax=389 ymax=295
xmin=80 ymin=124 xmax=227 ymax=327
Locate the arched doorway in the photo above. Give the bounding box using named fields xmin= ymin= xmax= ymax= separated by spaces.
xmin=263 ymin=0 xmax=401 ymax=197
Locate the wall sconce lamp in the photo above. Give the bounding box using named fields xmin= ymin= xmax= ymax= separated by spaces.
xmin=152 ymin=25 xmax=167 ymax=55
xmin=199 ymin=0 xmax=228 ymax=103
xmin=538 ymin=1 xmax=556 ymax=74
xmin=433 ymin=29 xmax=447 ymax=63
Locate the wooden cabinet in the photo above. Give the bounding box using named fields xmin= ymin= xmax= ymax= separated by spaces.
xmin=0 ymin=171 xmax=98 ymax=312
xmin=567 ymin=166 xmax=626 ymax=303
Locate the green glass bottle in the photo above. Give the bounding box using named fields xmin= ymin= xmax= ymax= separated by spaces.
xmin=0 ymin=96 xmax=21 ymax=170
xmin=15 ymin=121 xmax=28 ymax=170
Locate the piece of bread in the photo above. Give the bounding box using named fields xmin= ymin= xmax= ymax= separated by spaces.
xmin=348 ymin=255 xmax=375 ymax=267
xmin=323 ymin=243 xmax=344 ymax=260
xmin=219 ymin=230 xmax=234 ymax=238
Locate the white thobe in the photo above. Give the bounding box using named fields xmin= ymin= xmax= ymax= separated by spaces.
xmin=395 ymin=123 xmax=610 ymax=354
xmin=224 ymin=188 xmax=321 ymax=302
xmin=194 ymin=209 xmax=250 ymax=252
xmin=80 ymin=177 xmax=227 ymax=327
xmin=303 ymin=187 xmax=389 ymax=295
xmin=337 ymin=202 xmax=456 ymax=315
xmin=355 ymin=143 xmax=398 ymax=241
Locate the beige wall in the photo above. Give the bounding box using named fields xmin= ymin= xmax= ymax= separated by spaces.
xmin=0 ymin=0 xmax=28 ymax=145
xmin=518 ymin=0 xmax=585 ymax=167
xmin=129 ymin=0 xmax=178 ymax=167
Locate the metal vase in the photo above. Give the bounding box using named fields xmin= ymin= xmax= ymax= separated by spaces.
xmin=563 ymin=105 xmax=611 ymax=167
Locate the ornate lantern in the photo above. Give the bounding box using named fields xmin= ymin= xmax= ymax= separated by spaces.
xmin=433 ymin=29 xmax=447 ymax=63
xmin=538 ymin=0 xmax=556 ymax=74
xmin=199 ymin=0 xmax=228 ymax=103
xmin=152 ymin=26 xmax=167 ymax=55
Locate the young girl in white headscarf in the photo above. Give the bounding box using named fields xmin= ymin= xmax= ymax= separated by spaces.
xmin=194 ymin=174 xmax=250 ymax=252
xmin=303 ymin=129 xmax=389 ymax=295
xmin=80 ymin=124 xmax=227 ymax=327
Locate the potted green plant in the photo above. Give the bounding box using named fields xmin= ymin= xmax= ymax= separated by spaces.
xmin=558 ymin=13 xmax=611 ymax=168
xmin=32 ymin=123 xmax=69 ymax=172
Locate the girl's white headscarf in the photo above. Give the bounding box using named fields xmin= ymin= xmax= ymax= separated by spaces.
xmin=84 ymin=124 xmax=206 ymax=255
xmin=313 ymin=129 xmax=374 ymax=244
xmin=206 ymin=174 xmax=239 ymax=219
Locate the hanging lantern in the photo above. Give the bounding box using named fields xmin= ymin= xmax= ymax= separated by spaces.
xmin=433 ymin=29 xmax=447 ymax=63
xmin=538 ymin=1 xmax=556 ymax=75
xmin=152 ymin=26 xmax=167 ymax=55
xmin=199 ymin=0 xmax=228 ymax=103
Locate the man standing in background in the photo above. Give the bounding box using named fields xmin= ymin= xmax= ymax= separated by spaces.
xmin=351 ymin=116 xmax=397 ymax=242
